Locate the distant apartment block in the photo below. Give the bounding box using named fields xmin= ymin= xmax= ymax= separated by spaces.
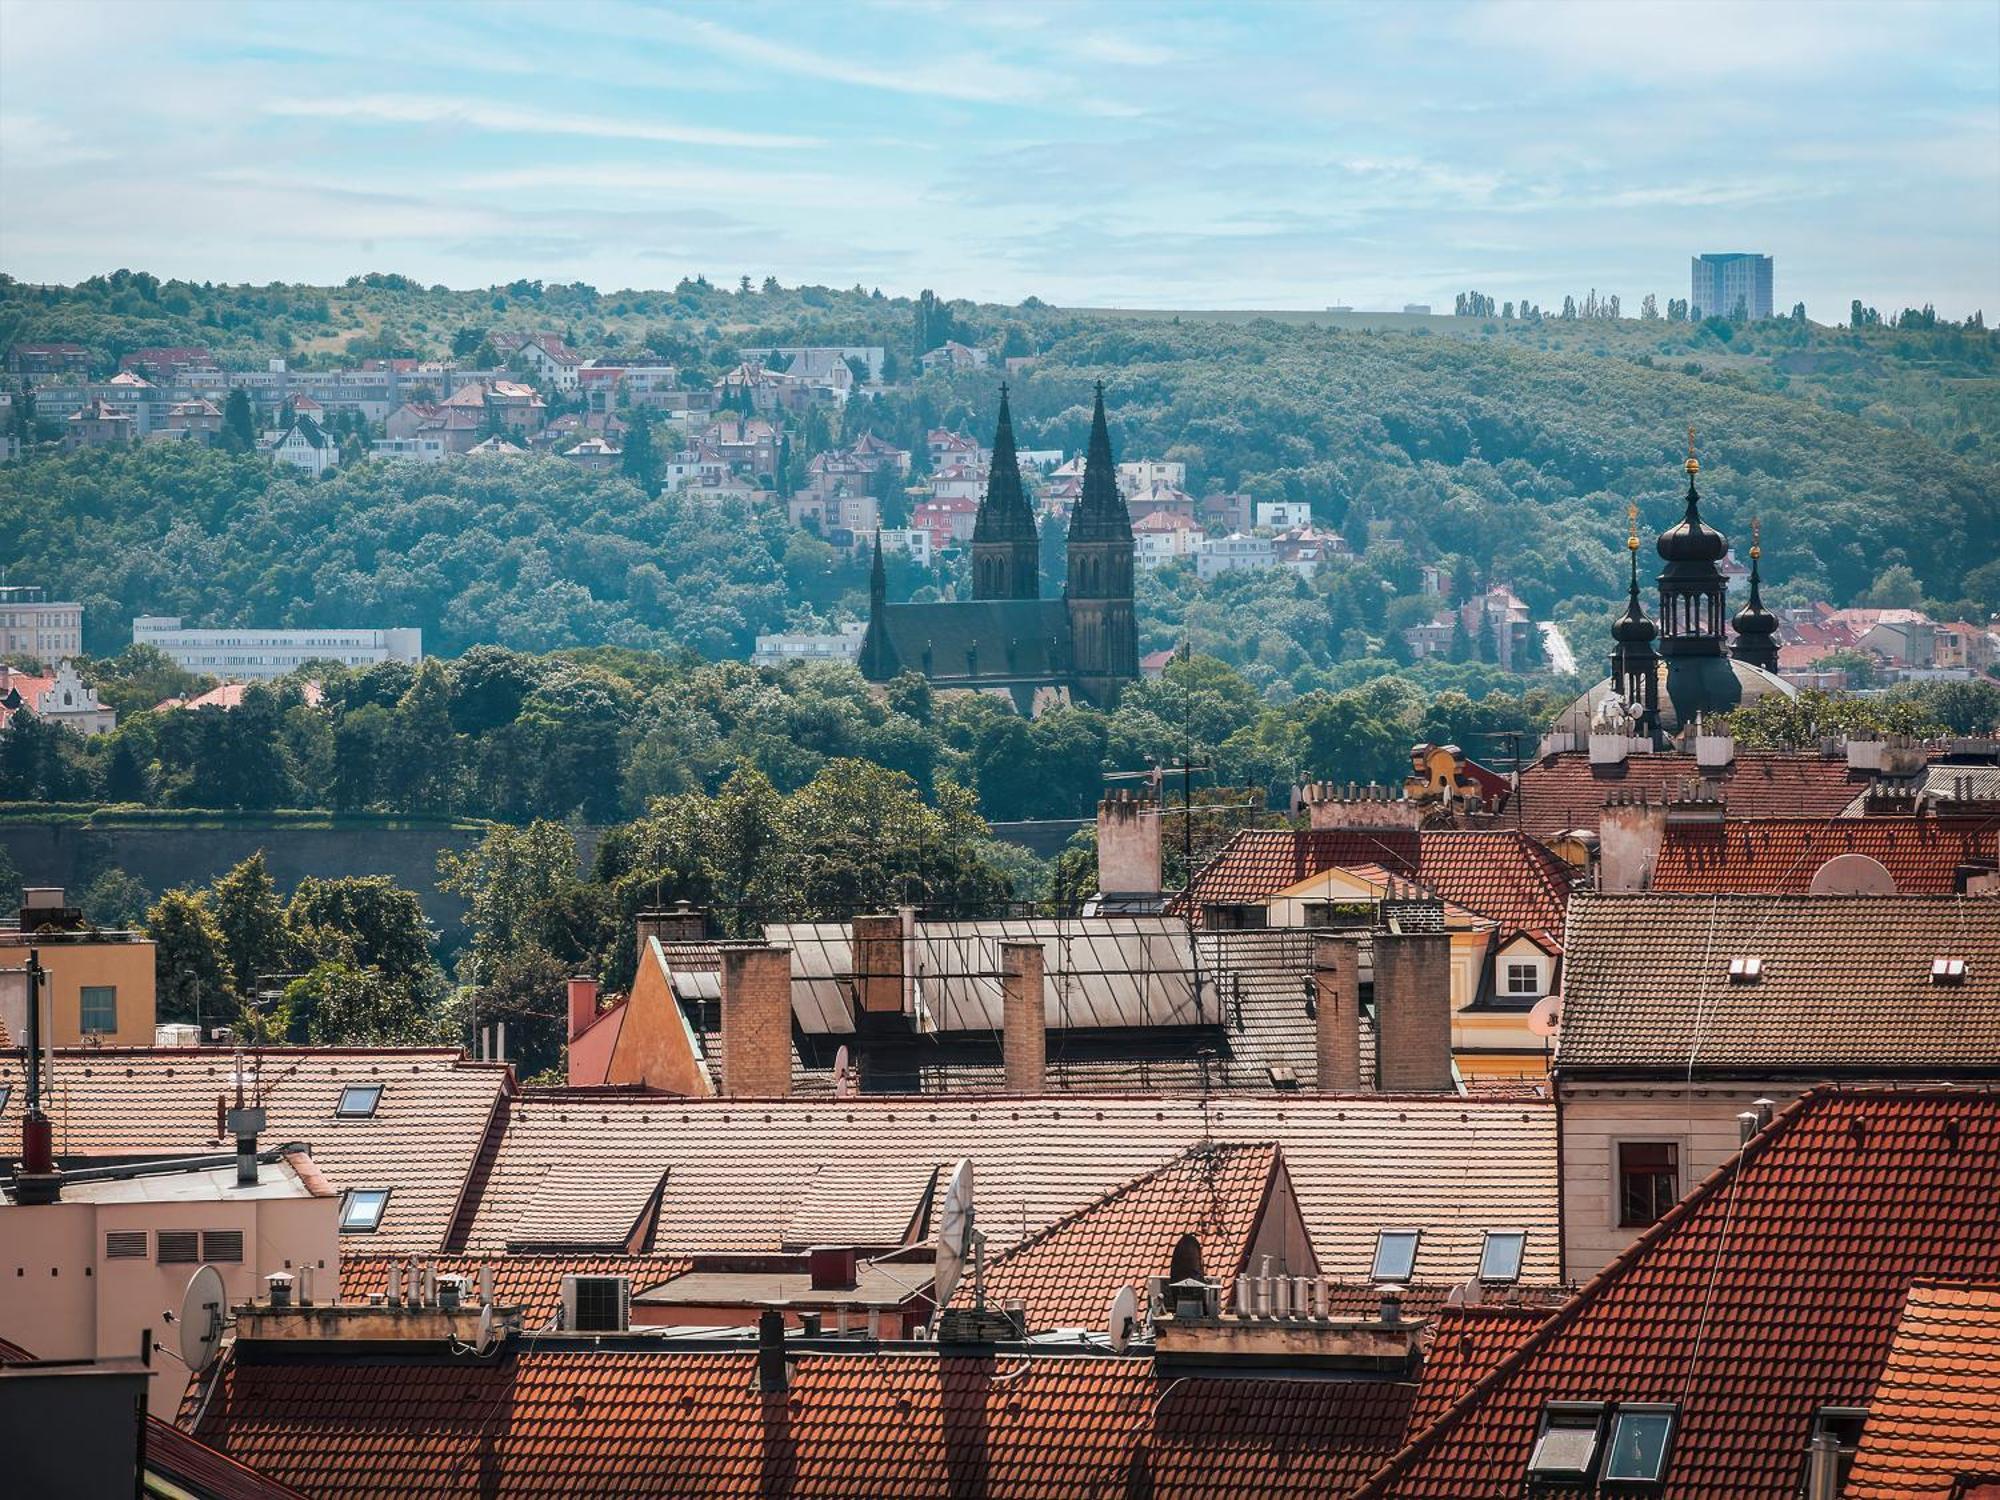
xmin=132 ymin=617 xmax=422 ymax=680
xmin=751 ymin=621 xmax=867 ymax=667
xmin=0 ymin=586 xmax=85 ymax=660
xmin=1691 ymin=253 xmax=1773 ymax=321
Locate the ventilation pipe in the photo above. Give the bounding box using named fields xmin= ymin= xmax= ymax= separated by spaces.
xmin=16 ymin=950 xmax=60 ymax=1203
xmin=757 ymin=1306 xmax=789 ymax=1393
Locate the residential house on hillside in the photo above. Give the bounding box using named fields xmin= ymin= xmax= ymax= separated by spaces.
xmin=1196 ymin=532 xmax=1277 ymax=580
xmin=1133 ymin=509 xmax=1204 ymax=569
xmin=1404 ymin=585 xmax=1534 ymax=669
xmin=919 ymin=339 xmax=987 ymax=371
xmin=517 ymin=332 xmax=582 ymax=391
xmin=6 ymin=341 xmax=90 ymax=376
xmin=0 ymin=660 xmax=116 ymax=734
xmin=1119 ymin=458 xmax=1186 ymax=495
xmin=63 ymin=399 xmax=135 ymax=449
xmin=266 ymin=414 xmax=338 ymax=475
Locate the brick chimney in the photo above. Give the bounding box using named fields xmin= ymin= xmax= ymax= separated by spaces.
xmin=1372 ymin=930 xmax=1453 ymax=1092
xmin=1598 ymin=792 xmax=1668 ymax=893
xmin=1298 ymin=783 xmax=1422 ymax=831
xmin=1313 ymin=934 xmax=1362 ymax=1091
xmin=637 ymin=901 xmax=708 ymax=949
xmin=1096 ymin=791 xmax=1161 ymax=901
xmin=1000 ymin=940 xmax=1046 ymax=1094
xmin=565 ymin=977 xmax=599 ymax=1042
xmin=850 ymin=914 xmax=905 ymax=1017
xmin=719 ymin=944 xmax=793 ymax=1098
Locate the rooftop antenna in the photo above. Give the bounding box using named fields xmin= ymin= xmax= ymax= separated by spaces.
xmin=1107 ymin=1284 xmax=1139 ymax=1353
xmin=932 ymin=1158 xmax=981 ymax=1312
xmin=177 ymin=1264 xmax=228 ymax=1374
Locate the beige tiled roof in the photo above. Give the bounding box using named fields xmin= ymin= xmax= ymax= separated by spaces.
xmin=507 ymin=1158 xmax=664 ymax=1252
xmin=782 ymin=1157 xmax=938 ymax=1249
xmin=0 ymin=1048 xmax=509 ymax=1253
xmin=1557 ymin=894 xmax=2000 ymax=1072
xmin=460 ymin=1092 xmax=1559 ymax=1285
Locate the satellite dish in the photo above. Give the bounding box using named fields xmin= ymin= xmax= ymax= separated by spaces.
xmin=833 ymin=1045 xmax=855 ymax=1099
xmin=932 ymin=1159 xmax=975 ymax=1309
xmin=1527 ymin=996 xmax=1562 ymax=1039
xmin=179 ymin=1264 xmax=227 ymax=1373
xmin=474 ymin=1302 xmax=499 ymax=1356
xmin=1107 ymin=1285 xmax=1139 ymax=1353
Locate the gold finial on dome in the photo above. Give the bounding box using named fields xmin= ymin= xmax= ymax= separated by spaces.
xmin=1750 ymin=515 xmax=1761 ymax=560
xmin=1627 ymin=502 xmax=1640 ymax=551
xmin=1685 ymin=424 xmax=1699 ymax=475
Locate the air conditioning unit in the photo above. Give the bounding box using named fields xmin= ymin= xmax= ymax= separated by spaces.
xmin=560 ymin=1275 xmax=631 ymax=1333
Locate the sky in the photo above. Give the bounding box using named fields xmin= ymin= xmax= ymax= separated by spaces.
xmin=1 ymin=0 xmax=1996 ymax=317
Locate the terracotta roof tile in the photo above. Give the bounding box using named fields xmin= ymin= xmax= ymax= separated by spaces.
xmin=337 ymin=1253 xmax=691 ymax=1325
xmin=1557 ymin=894 xmax=2000 ymax=1073
xmin=1512 ymin=750 xmax=1867 ymax=836
xmin=1653 ymin=816 xmax=1999 ymax=893
xmin=508 ymin=1158 xmax=665 ymax=1251
xmin=1844 ymin=1282 xmax=2000 ymax=1500
xmin=0 ymin=1048 xmax=509 ymax=1252
xmin=1403 ymin=1303 xmax=1559 ymax=1436
xmin=145 ymin=1417 xmax=312 ymax=1500
xmin=185 ymin=1347 xmax=1416 ymax=1498
xmin=956 ymin=1142 xmax=1288 ymax=1328
xmin=1356 ymin=1086 xmax=2000 ymax=1499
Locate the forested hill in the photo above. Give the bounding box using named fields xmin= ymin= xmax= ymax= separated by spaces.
xmin=3 ymin=272 xmax=1997 ymax=671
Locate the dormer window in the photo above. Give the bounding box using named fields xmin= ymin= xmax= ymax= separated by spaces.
xmin=336 ymin=1083 xmax=384 ymax=1118
xmin=1479 ymin=1229 xmax=1527 ymax=1284
xmin=1504 ymin=961 xmax=1544 ymax=998
xmin=1527 ymin=1402 xmax=1606 ymax=1483
xmin=1727 ymin=956 xmax=1763 ymax=983
xmin=1371 ymin=1228 xmax=1420 ymax=1283
xmin=1931 ymin=957 xmax=1967 ymax=984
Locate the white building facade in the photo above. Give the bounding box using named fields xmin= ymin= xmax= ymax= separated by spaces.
xmin=132 ymin=617 xmax=422 ymax=680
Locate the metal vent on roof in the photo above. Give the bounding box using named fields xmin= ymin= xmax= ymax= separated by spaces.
xmin=157 ymin=1230 xmax=199 ymax=1264
xmin=1931 ymin=957 xmax=1968 ymax=984
xmin=202 ymin=1230 xmax=244 ymax=1264
xmin=1727 ymin=956 xmax=1763 ymax=983
xmin=105 ymin=1230 xmax=148 ymax=1260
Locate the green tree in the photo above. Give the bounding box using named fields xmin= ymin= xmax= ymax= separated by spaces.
xmin=384 ymin=659 xmax=458 ymax=813
xmin=221 ymin=389 xmax=256 ymax=452
xmin=1864 ymin=564 xmax=1923 ymax=608
xmin=621 ymin=414 xmax=660 ymax=496
xmin=208 ymin=851 xmax=290 ymax=1004
xmin=285 ymin=874 xmax=433 ymax=984
xmin=78 ymin=867 xmax=152 ymax=929
xmin=437 ymin=819 xmax=584 ymax=984
xmin=285 ymin=962 xmax=437 ymax=1045
xmin=147 ymin=887 xmax=230 ymax=1029
xmin=466 ymin=946 xmax=572 ymax=1080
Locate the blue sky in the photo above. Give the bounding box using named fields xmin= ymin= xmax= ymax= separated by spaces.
xmin=2 ymin=0 xmax=1995 ymax=316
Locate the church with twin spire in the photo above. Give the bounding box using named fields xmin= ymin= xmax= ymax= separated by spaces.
xmin=858 ymin=383 xmax=1139 ymax=713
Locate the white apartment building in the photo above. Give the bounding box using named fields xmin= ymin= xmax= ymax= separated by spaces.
xmin=1255 ymin=500 xmax=1313 ymax=530
xmin=132 ymin=617 xmax=422 ymax=680
xmin=1196 ymin=533 xmax=1279 ymax=580
xmin=0 ymin=587 xmax=84 ymax=660
xmin=751 ymin=621 xmax=867 ymax=667
xmin=1117 ymin=459 xmax=1186 ymax=496
xmin=370 ymin=436 xmax=450 ymax=464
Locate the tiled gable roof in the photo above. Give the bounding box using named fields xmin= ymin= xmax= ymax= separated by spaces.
xmin=1512 ymin=751 xmax=1866 ymax=835
xmin=145 ymin=1417 xmax=312 ymax=1500
xmin=1845 ymin=1282 xmax=2000 ymax=1499
xmin=337 ymin=1252 xmax=691 ymax=1325
xmin=0 ymin=1047 xmax=510 ymax=1252
xmin=460 ymin=1093 xmax=1559 ymax=1287
xmin=185 ymin=1347 xmax=1416 ymax=1498
xmin=1356 ymin=1086 xmax=2000 ymax=1499
xmin=1557 ymin=894 xmax=2000 ymax=1073
xmin=957 ymin=1142 xmax=1288 ymax=1328
xmin=1403 ymin=1303 xmax=1558 ymax=1435
xmin=1653 ymin=816 xmax=2000 ymax=893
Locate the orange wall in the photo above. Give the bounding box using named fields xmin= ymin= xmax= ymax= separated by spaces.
xmin=1 ymin=938 xmax=157 ymax=1047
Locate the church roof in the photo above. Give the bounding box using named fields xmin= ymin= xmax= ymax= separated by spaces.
xmin=871 ymin=598 xmax=1072 ymax=685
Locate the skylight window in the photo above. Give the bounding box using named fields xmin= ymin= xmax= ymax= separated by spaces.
xmin=1371 ymin=1229 xmax=1420 ymax=1283
xmin=1602 ymin=1405 xmax=1676 ymax=1485
xmin=1479 ymin=1229 xmax=1527 ymax=1284
xmin=1527 ymin=1402 xmax=1605 ymax=1482
xmin=336 ymin=1083 xmax=384 ymax=1118
xmin=0 ymin=1082 xmax=11 ymax=1113
xmin=1931 ymin=957 xmax=1967 ymax=984
xmin=340 ymin=1189 xmax=390 ymax=1233
xmin=1727 ymin=956 xmax=1763 ymax=983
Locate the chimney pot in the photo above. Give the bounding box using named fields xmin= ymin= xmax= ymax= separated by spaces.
xmin=757 ymin=1306 xmax=789 ymax=1392
xmin=1096 ymin=793 xmax=1162 ymax=900
xmin=850 ymin=914 xmax=906 ymax=1017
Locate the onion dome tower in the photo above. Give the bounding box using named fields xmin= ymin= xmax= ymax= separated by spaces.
xmin=1609 ymin=504 xmax=1662 ymax=741
xmin=1656 ymin=429 xmax=1729 ymax=655
xmin=969 ymin=383 xmax=1039 ymax=601
xmin=1729 ymin=518 xmax=1781 ymax=672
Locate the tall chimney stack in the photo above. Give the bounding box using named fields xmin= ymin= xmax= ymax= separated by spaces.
xmin=1095 ymin=791 xmax=1162 ymax=904
xmin=1372 ymin=930 xmax=1454 ymax=1092
xmin=566 ymin=977 xmax=599 ymax=1042
xmin=1313 ymin=934 xmax=1362 ymax=1091
xmin=850 ymin=914 xmax=906 ymax=1018
xmin=757 ymin=1305 xmax=789 ymax=1392
xmin=999 ymin=941 xmax=1047 ymax=1094
xmin=720 ymin=944 xmax=793 ymax=1098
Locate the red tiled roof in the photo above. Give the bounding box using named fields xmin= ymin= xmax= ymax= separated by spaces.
xmin=338 ymin=1253 xmax=691 ymax=1325
xmin=1172 ymin=830 xmax=1573 ymax=945
xmin=1512 ymin=751 xmax=1867 ymax=836
xmin=146 ymin=1417 xmax=311 ymax=1500
xmin=1844 ymin=1281 xmax=2000 ymax=1499
xmin=185 ymin=1347 xmax=1416 ymax=1498
xmin=957 ymin=1142 xmax=1289 ymax=1328
xmin=1403 ymin=1303 xmax=1558 ymax=1436
xmin=1653 ymin=815 xmax=2000 ymax=894
xmin=1355 ymin=1086 xmax=2000 ymax=1499
xmin=0 ymin=1047 xmax=510 ymax=1252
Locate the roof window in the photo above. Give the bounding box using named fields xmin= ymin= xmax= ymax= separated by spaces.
xmin=1479 ymin=1229 xmax=1527 ymax=1284
xmin=340 ymin=1189 xmax=390 ymax=1234
xmin=1727 ymin=956 xmax=1763 ymax=983
xmin=336 ymin=1083 xmax=384 ymax=1118
xmin=1527 ymin=1401 xmax=1605 ymax=1483
xmin=1602 ymin=1404 xmax=1676 ymax=1486
xmin=1931 ymin=957 xmax=1967 ymax=984
xmin=1371 ymin=1228 xmax=1420 ymax=1283
xmin=0 ymin=1082 xmax=11 ymax=1113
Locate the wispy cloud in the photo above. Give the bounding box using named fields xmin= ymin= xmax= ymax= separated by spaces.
xmin=263 ymin=94 xmax=820 ymax=149
xmin=675 ymin=16 xmax=1044 ymax=104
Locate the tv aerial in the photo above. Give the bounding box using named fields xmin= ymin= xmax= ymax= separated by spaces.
xmin=1527 ymin=995 xmax=1562 ymax=1039
xmin=932 ymin=1159 xmax=981 ymax=1311
xmin=178 ymin=1264 xmax=228 ymax=1374
xmin=1107 ymin=1285 xmax=1139 ymax=1353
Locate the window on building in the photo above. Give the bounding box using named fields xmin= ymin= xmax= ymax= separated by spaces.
xmin=157 ymin=1230 xmax=199 ymax=1264
xmin=340 ymin=1189 xmax=390 ymax=1234
xmin=1479 ymin=1229 xmax=1527 ymax=1284
xmin=1371 ymin=1229 xmax=1420 ymax=1283
xmin=80 ymin=985 xmax=118 ymax=1034
xmin=201 ymin=1230 xmax=243 ymax=1264
xmin=1504 ymin=962 xmax=1543 ymax=998
xmin=1527 ymin=1402 xmax=1605 ymax=1483
xmin=569 ymin=1277 xmax=627 ymax=1333
xmin=336 ymin=1084 xmax=384 ymax=1119
xmin=1618 ymin=1142 xmax=1680 ymax=1228
xmin=1602 ymin=1405 xmax=1676 ymax=1485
